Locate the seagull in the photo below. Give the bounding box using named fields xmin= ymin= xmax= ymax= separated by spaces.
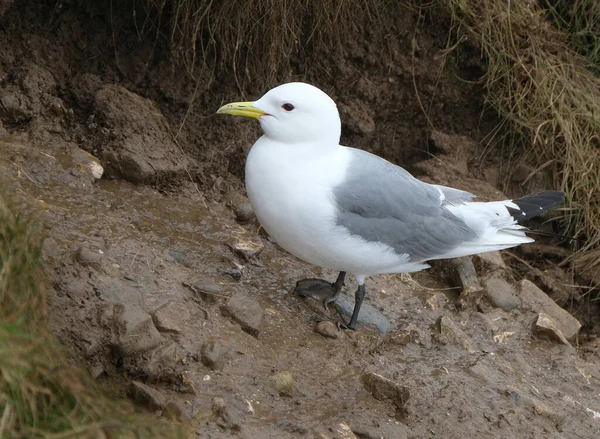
xmin=217 ymin=82 xmax=564 ymax=330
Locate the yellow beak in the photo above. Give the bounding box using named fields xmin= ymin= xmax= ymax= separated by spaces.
xmin=216 ymin=101 xmax=266 ymax=119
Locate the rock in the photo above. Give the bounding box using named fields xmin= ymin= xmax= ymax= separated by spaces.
xmin=234 ymin=202 xmax=254 ymax=224
xmin=70 ymin=73 xmax=103 ymax=107
xmin=271 ymin=371 xmax=293 ymax=396
xmin=94 ymin=84 xmax=192 ymax=184
xmin=188 ymin=281 xmax=229 ymax=303
xmin=73 ymin=246 xmax=103 ymax=267
xmin=129 ymin=381 xmax=166 ymax=410
xmin=277 ymin=420 xmax=309 ymax=435
xmin=223 ymin=266 xmax=243 ymax=281
xmin=315 ymin=320 xmax=339 ymax=339
xmin=228 ymin=192 xmax=255 ymax=224
xmin=473 ymin=251 xmax=506 ymax=271
xmin=118 ymin=305 xmax=163 ymax=357
xmin=230 ymin=239 xmax=264 ymax=262
xmin=68 ymin=147 xmax=104 ymax=181
xmin=143 ymin=341 xmax=180 ymax=382
xmin=223 ymin=291 xmax=264 ymax=337
xmin=519 ymin=279 xmax=581 ymax=341
xmin=163 ymin=400 xmax=190 ymax=421
xmin=201 ymin=338 xmax=227 ymax=371
xmin=483 ymin=277 xmax=519 ymax=310
xmin=533 ymin=312 xmax=571 ymax=346
xmin=151 ymin=301 xmax=189 ymax=334
xmin=334 ymin=294 xmax=390 ymax=334
xmin=330 ymin=422 xmax=359 ymax=439
xmin=351 ymin=423 xmax=408 ymax=439
xmin=89 ymin=365 xmax=105 ymax=379
xmin=391 ymin=323 xmax=426 ymax=346
xmin=361 ymin=371 xmax=410 ymax=420
xmin=433 ymin=257 xmax=483 ymax=308
xmin=425 ymin=293 xmax=448 ymax=310
xmin=436 ymin=316 xmax=478 ymax=353
xmin=0 ymin=119 xmax=6 ymax=137
xmin=212 ymin=396 xmax=253 ymax=430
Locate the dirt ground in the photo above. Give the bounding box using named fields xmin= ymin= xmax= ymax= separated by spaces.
xmin=1 ymin=1 xmax=600 ymax=438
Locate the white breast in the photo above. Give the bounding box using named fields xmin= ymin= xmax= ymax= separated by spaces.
xmin=245 ymin=138 xmax=410 ymax=277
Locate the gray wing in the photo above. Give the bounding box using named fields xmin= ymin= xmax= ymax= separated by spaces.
xmin=334 ymin=148 xmax=476 ymax=261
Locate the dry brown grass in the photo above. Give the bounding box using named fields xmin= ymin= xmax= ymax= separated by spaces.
xmin=426 ymin=0 xmax=600 ymax=270
xmin=142 ymin=0 xmax=384 ymax=88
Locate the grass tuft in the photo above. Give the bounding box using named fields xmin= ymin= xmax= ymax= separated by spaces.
xmin=142 ymin=0 xmax=382 ymax=88
xmin=425 ymin=0 xmax=600 ymax=270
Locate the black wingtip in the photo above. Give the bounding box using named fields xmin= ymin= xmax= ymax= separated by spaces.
xmin=508 ymin=190 xmax=565 ymax=225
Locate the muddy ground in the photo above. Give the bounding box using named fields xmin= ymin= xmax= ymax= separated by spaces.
xmin=1 ymin=1 xmax=600 ymax=438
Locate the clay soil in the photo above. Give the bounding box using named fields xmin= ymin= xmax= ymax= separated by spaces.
xmin=1 ymin=1 xmax=600 ymax=438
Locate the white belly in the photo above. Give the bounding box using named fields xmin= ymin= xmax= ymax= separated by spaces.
xmin=245 ymin=138 xmax=412 ymax=277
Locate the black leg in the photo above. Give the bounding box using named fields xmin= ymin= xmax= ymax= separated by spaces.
xmin=323 ymin=271 xmax=346 ymax=309
xmin=346 ymin=284 xmax=366 ymax=330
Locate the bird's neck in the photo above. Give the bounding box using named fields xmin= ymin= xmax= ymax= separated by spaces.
xmin=256 ymin=135 xmax=340 ymax=160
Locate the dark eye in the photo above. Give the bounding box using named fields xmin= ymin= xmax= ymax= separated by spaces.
xmin=281 ymin=103 xmax=295 ymax=112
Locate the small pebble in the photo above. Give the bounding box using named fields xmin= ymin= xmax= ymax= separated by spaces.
xmin=271 ymin=371 xmax=293 ymax=396
xmin=315 ymin=321 xmax=339 ymax=339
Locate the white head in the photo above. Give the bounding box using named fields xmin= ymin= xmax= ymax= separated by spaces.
xmin=217 ymin=82 xmax=341 ymax=145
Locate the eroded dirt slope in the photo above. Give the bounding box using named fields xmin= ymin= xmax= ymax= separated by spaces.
xmin=1 ymin=1 xmax=600 ymax=438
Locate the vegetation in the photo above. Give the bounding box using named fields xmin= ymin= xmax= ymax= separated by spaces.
xmin=0 ymin=193 xmax=181 ymax=439
xmin=428 ymin=0 xmax=600 ymax=270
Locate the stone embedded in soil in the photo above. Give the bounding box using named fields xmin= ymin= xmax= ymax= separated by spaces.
xmin=436 ymin=316 xmax=478 ymax=354
xmin=94 ymin=84 xmax=191 ymax=184
xmin=228 ymin=192 xmax=255 ymax=224
xmin=234 ymin=201 xmax=255 ymax=224
xmin=519 ymin=279 xmax=581 ymax=341
xmin=129 ymin=380 xmax=167 ymax=410
xmin=189 ymin=281 xmax=228 ymax=303
xmin=425 ymin=293 xmax=448 ymax=310
xmin=230 ymin=238 xmax=264 ymax=262
xmin=433 ymin=256 xmax=483 ymax=308
xmin=533 ymin=312 xmax=571 ymax=345
xmin=317 ymin=422 xmax=359 ymax=439
xmin=483 ymin=277 xmax=519 ymax=310
xmin=68 ymin=146 xmax=104 ymax=181
xmin=473 ymin=251 xmax=507 ymax=271
xmin=277 ymin=421 xmax=309 ymax=435
xmin=334 ymin=294 xmax=390 ymax=334
xmin=163 ymin=400 xmax=190 ymax=421
xmin=271 ymin=371 xmax=294 ymax=396
xmin=315 ymin=320 xmax=339 ymax=339
xmin=222 ymin=291 xmax=264 ymax=338
xmin=166 ymin=400 xmax=192 ymax=421
xmin=392 ymin=323 xmax=426 ymax=346
xmin=361 ymin=371 xmax=410 ymax=418
xmin=151 ymin=300 xmax=189 ymax=334
xmin=89 ymin=365 xmax=105 ymax=379
xmin=72 ymin=246 xmax=103 ymax=267
xmin=454 ymin=257 xmax=484 ymax=307
xmin=201 ymin=338 xmax=227 ymax=371
xmin=143 ymin=341 xmax=180 ymax=382
xmin=213 ymin=395 xmax=253 ymax=430
xmin=118 ymin=305 xmax=163 ymax=357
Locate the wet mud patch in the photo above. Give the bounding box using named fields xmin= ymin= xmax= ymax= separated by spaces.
xmin=1 ymin=1 xmax=599 ymax=438
xmin=2 ymin=138 xmax=600 ymax=438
